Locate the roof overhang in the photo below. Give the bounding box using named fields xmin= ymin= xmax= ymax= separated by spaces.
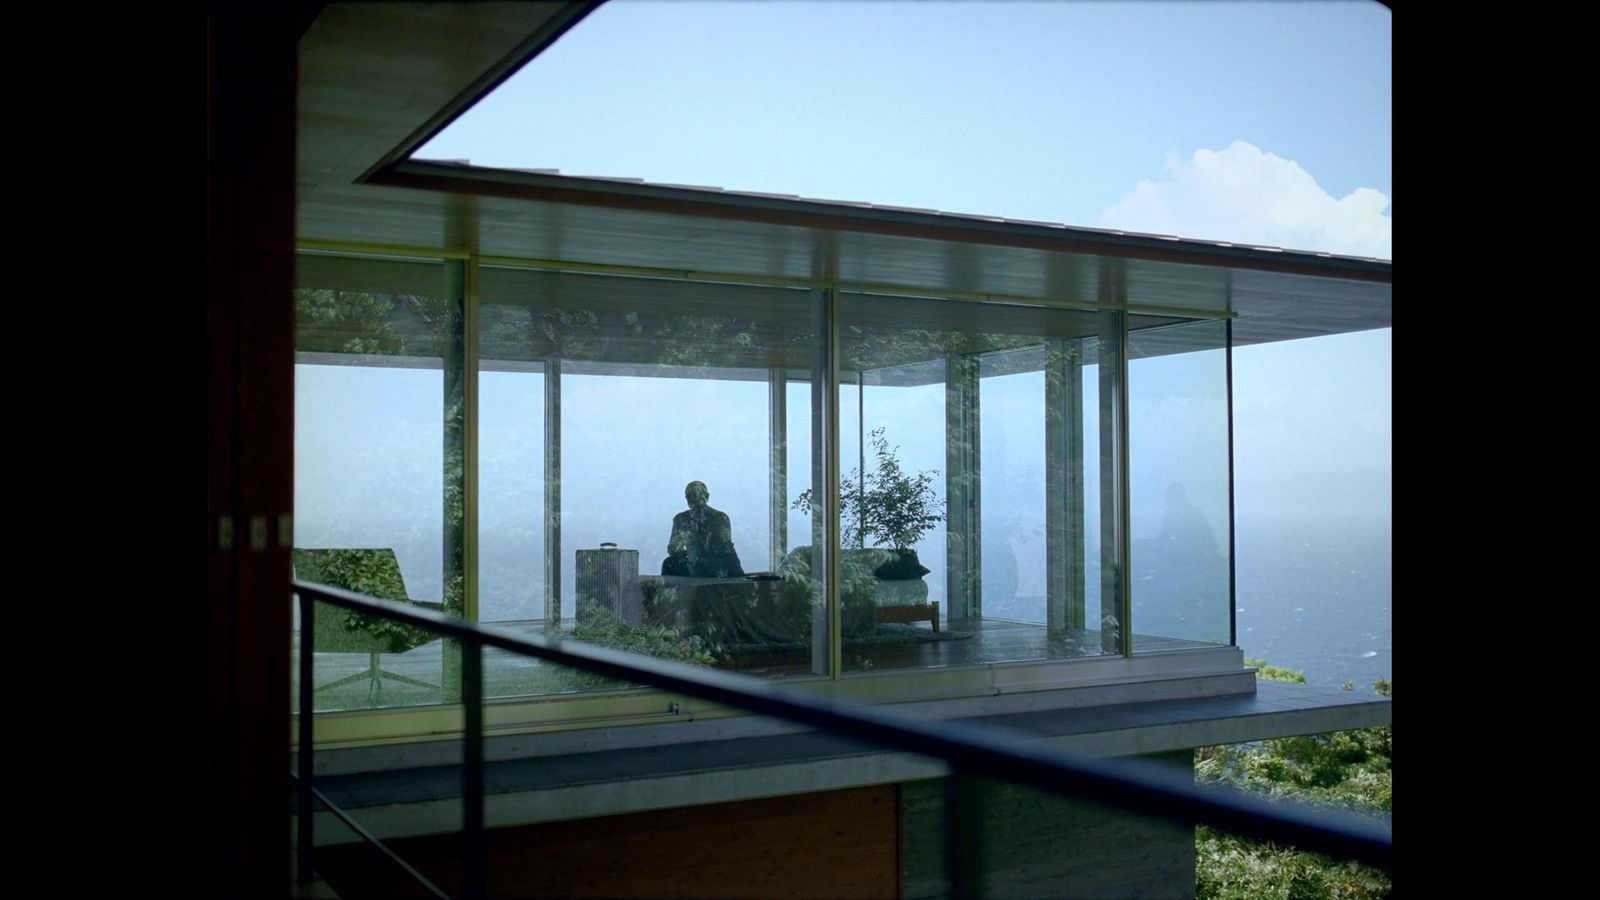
xmin=298 ymin=2 xmax=1390 ymax=348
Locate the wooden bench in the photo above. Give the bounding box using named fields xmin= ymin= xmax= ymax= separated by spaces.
xmin=874 ymin=600 xmax=940 ymax=632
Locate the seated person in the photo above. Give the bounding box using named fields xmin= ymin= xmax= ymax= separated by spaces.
xmin=661 ymin=480 xmax=746 ymax=578
xmin=1156 ymin=481 xmax=1222 ymax=566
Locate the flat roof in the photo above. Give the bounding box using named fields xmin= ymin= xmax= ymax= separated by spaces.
xmin=297 ymin=2 xmax=1390 ymax=349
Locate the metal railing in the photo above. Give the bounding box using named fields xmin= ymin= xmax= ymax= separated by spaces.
xmin=295 ymin=580 xmax=1391 ymax=899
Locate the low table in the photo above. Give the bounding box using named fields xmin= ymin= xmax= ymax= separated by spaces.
xmin=868 ymin=578 xmax=938 ymax=632
xmin=875 ymin=601 xmax=940 ymax=632
xmin=642 ymin=576 xmax=812 ymax=644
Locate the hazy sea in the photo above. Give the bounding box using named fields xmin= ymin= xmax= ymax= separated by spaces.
xmin=1232 ymin=512 xmax=1392 ymax=691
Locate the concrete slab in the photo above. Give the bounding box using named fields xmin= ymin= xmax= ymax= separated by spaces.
xmin=304 ymin=679 xmax=1389 ymax=843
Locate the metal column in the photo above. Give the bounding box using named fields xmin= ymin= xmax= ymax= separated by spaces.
xmin=441 ymin=259 xmax=469 ymax=700
xmin=1046 ymin=339 xmax=1086 ymax=633
xmin=1098 ymin=320 xmax=1127 ymax=655
xmin=544 ymin=358 xmax=562 ymax=631
xmin=769 ymin=367 xmax=788 ymax=571
xmin=813 ymin=289 xmax=840 ymax=677
xmin=945 ymin=353 xmax=982 ymax=622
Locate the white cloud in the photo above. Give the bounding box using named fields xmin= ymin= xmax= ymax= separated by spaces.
xmin=1097 ymin=141 xmax=1391 ymax=259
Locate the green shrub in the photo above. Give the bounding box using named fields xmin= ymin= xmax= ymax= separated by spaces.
xmin=1195 ymin=663 xmax=1391 ymax=899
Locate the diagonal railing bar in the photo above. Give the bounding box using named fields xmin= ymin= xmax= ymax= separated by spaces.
xmin=290 ymin=773 xmax=452 ymax=900
xmin=294 ymin=579 xmax=1392 ymax=892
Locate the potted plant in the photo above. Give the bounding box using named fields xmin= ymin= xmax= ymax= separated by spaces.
xmin=793 ymin=428 xmax=946 ymax=580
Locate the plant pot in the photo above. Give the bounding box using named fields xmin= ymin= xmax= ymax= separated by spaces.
xmin=871 ymin=547 xmax=930 ymax=581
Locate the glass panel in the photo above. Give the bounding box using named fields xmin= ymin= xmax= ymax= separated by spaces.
xmin=479 ymin=368 xmax=545 ymax=624
xmin=1079 ymin=362 xmax=1105 ymax=645
xmin=1128 ymin=317 xmax=1232 ymax=648
xmin=979 ymin=350 xmax=1045 ymax=624
xmin=784 ymin=378 xmax=814 ymax=574
xmin=292 ymin=253 xmax=454 ymax=712
xmin=478 ymin=267 xmax=827 ymax=695
xmin=839 ymin=293 xmax=1121 ymax=672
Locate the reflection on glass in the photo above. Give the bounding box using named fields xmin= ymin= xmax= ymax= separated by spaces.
xmin=1078 ymin=363 xmax=1104 ymax=646
xmin=1128 ymin=318 xmax=1232 ymax=646
xmin=292 ymin=253 xmax=1239 ymax=712
xmin=478 ymin=268 xmax=826 ymax=695
xmin=838 ymin=294 xmax=1123 ymax=672
xmin=980 ymin=354 xmax=1044 ymax=624
xmin=292 ymin=254 xmax=453 ymax=712
xmin=479 ymin=370 xmax=545 ymax=623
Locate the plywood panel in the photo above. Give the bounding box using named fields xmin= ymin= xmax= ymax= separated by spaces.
xmin=319 ymin=785 xmax=900 ymax=899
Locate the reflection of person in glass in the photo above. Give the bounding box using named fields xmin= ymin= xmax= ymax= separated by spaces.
xmin=1144 ymin=481 xmax=1228 ymax=640
xmin=1157 ymin=482 xmax=1219 ymax=564
xmin=661 ymin=480 xmax=745 ymax=577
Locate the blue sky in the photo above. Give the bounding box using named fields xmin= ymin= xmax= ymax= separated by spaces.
xmin=419 ymin=1 xmax=1390 ymax=254
xmin=417 ymin=0 xmax=1392 ymax=498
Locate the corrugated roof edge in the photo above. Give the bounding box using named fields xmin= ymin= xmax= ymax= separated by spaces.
xmin=403 ymin=158 xmax=1393 ymax=270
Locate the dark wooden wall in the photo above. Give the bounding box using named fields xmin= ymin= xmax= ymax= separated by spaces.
xmin=318 ymin=785 xmax=901 ymax=899
xmin=206 ymin=2 xmax=319 ymax=894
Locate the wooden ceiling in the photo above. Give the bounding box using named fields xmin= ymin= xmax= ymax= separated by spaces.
xmin=297 ymin=2 xmax=1390 ymax=350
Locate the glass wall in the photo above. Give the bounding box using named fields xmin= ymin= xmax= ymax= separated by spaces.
xmin=292 ymin=253 xmax=458 ymax=712
xmin=979 ymin=351 xmax=1045 ymax=626
xmin=478 ymin=267 xmax=828 ymax=693
xmin=1127 ymin=317 xmax=1232 ymax=647
xmin=292 ymin=250 xmax=1238 ymax=712
xmin=838 ymin=294 xmax=1124 ymax=671
xmin=478 ymin=367 xmax=545 ymax=624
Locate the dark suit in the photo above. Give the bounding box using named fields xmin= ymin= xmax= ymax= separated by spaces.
xmin=661 ymin=504 xmax=745 ymax=577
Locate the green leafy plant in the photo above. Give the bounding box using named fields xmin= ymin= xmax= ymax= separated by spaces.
xmin=570 ymin=606 xmax=718 ymax=667
xmin=793 ymin=427 xmax=945 ymax=550
xmin=554 ymin=606 xmax=719 ymax=690
xmin=292 ymin=548 xmax=437 ymax=652
xmin=1194 ymin=661 xmax=1392 ymax=899
xmin=293 ymin=288 xmax=404 ymax=355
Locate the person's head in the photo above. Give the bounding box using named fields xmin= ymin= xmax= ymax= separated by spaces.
xmin=1166 ymin=482 xmax=1188 ymax=506
xmin=685 ymin=480 xmax=710 ymax=506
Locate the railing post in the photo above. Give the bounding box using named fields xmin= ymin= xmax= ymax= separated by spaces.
xmin=297 ymin=591 xmax=315 ymax=885
xmin=461 ymin=638 xmax=486 ymax=900
xmin=945 ymin=772 xmax=985 ymax=899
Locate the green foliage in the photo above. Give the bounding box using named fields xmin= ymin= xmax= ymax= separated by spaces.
xmin=1245 ymin=657 xmax=1308 ymax=685
xmin=793 ymin=428 xmax=946 ymax=549
xmin=840 ymin=323 xmax=1040 ymax=372
xmin=1196 ymin=830 xmax=1391 ymax=900
xmin=571 ymin=607 xmax=718 ymax=667
xmin=295 ymin=288 xmax=454 ymax=357
xmin=294 ymin=288 xmax=405 ymax=355
xmin=479 ymin=305 xmax=785 ymax=371
xmin=1195 ymin=662 xmax=1392 ymax=900
xmin=292 ymin=548 xmax=437 ymax=652
xmin=558 ymin=607 xmax=718 ymax=690
xmin=776 ymin=545 xmax=882 ymax=638
xmin=296 ymin=548 xmax=409 ymax=601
